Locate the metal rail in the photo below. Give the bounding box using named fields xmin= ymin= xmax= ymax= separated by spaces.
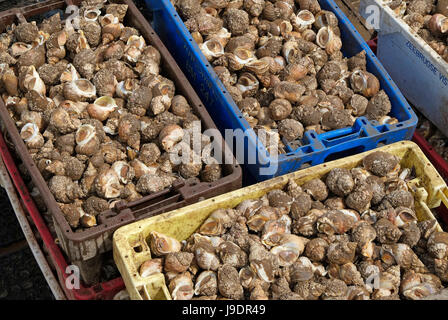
xmin=0 ymin=156 xmax=66 ymax=300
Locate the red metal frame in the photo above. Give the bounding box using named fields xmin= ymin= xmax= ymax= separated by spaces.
xmin=367 ymin=37 xmax=378 ymax=55
xmin=412 ymin=131 xmax=448 ymax=227
xmin=0 ymin=133 xmax=125 ymax=300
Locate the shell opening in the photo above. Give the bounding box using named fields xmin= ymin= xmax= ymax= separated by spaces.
xmin=20 ymin=123 xmax=39 ymax=142
xmin=76 ymin=124 xmax=96 ymax=146
xmin=84 ymin=9 xmax=101 ymax=22
xmin=296 ymin=10 xmax=315 ymax=26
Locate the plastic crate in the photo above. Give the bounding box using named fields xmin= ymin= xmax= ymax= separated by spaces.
xmin=359 ymin=0 xmax=448 ymax=138
xmin=144 ymin=0 xmax=418 ymax=181
xmin=0 ymin=132 xmax=126 ymax=300
xmin=413 ymin=131 xmax=448 ymax=227
xmin=113 ymin=141 xmax=447 ymax=300
xmin=0 ymin=0 xmax=242 ymax=284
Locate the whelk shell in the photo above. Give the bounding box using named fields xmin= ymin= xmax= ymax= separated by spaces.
xmin=75 ymin=124 xmax=99 ymax=156
xmin=295 ymin=10 xmax=315 ymax=29
xmin=63 ymin=79 xmax=96 ymax=102
xmin=20 ymin=123 xmax=44 ymax=149
xmin=199 ymin=39 xmax=225 ymax=61
xmin=87 ymin=96 xmax=118 ymax=121
xmin=23 ymin=65 xmax=46 ymax=96
xmin=94 ymin=168 xmax=122 ymax=199
xmin=149 ymin=231 xmax=182 ymax=256
xmin=111 ymin=161 xmax=135 ymax=184
xmin=84 ymin=8 xmax=102 ymax=22
xmin=169 ymin=273 xmax=194 ymax=300
xmin=270 ymin=234 xmax=309 ymax=266
xmin=316 ymin=26 xmax=342 ymax=55
xmin=139 ymin=258 xmax=163 ymax=278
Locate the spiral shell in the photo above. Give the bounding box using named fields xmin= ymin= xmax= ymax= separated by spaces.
xmin=199 ymin=38 xmax=225 ymax=61
xmin=149 ymin=231 xmax=182 ymax=256
xmin=20 ymin=122 xmax=44 ymax=149
xmin=87 ymin=96 xmax=118 ymax=121
xmin=316 ymin=27 xmax=342 ymax=55
xmin=350 ymin=70 xmax=380 ymax=98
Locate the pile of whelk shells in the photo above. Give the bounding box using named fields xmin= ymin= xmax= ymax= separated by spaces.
xmin=139 ymin=151 xmax=448 ymax=300
xmin=417 ymin=114 xmax=448 ymax=162
xmin=174 ymin=0 xmax=397 ymax=154
xmin=0 ymin=0 xmax=223 ymax=230
xmin=387 ymin=0 xmax=448 ymax=62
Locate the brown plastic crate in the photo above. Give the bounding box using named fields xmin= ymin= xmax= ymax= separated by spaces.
xmin=0 ymin=0 xmax=242 ymax=284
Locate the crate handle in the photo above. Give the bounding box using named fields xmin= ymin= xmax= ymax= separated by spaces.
xmin=15 ymin=11 xmax=27 ymax=24
xmin=97 ymin=178 xmax=189 ymax=223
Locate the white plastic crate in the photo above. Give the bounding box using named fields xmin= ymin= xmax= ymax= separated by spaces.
xmin=359 ymin=0 xmax=448 ymax=137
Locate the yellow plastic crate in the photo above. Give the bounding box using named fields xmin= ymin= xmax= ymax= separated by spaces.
xmin=113 ymin=141 xmax=447 ymax=300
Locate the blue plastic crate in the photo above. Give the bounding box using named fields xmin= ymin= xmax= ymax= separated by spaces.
xmin=144 ymin=0 xmax=418 ymax=181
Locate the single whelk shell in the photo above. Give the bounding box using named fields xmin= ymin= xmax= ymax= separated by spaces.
xmin=94 ymin=168 xmax=122 ymax=199
xmin=49 ymin=107 xmax=81 ymax=134
xmin=236 ymin=72 xmax=259 ymax=97
xmin=289 ymin=256 xmax=317 ymax=281
xmin=314 ymin=10 xmax=339 ymax=29
xmin=100 ymin=13 xmax=119 ymax=27
xmin=87 ymin=96 xmax=118 ymax=121
xmin=199 ymin=38 xmax=225 ymax=61
xmin=282 ymin=40 xmax=300 ymax=64
xmin=102 ymin=23 xmax=124 ymax=44
xmin=75 ymin=124 xmax=100 ymax=156
xmin=2 ymin=68 xmax=18 ymax=96
xmin=124 ymin=45 xmax=142 ymax=64
xmin=350 ymin=70 xmax=380 ymax=98
xmin=126 ymin=35 xmax=146 ymax=50
xmin=247 ymin=206 xmax=280 ymax=232
xmin=139 ymin=258 xmax=163 ymax=278
xmin=199 ymin=209 xmax=236 ymax=236
xmin=150 ymin=95 xmax=172 ymax=115
xmin=194 ymin=271 xmax=217 ymax=296
xmin=226 ymin=48 xmax=256 ymax=71
xmin=23 ymin=65 xmax=46 ymax=96
xmin=60 ymin=63 xmax=80 ymax=83
xmin=68 ymin=30 xmax=90 ymax=54
xmin=427 ymin=232 xmax=448 ymax=259
xmin=84 ymin=8 xmax=102 ymax=22
xmin=20 ymin=123 xmax=44 ymax=149
xmin=111 ymin=161 xmax=135 ymax=184
xmin=63 ymin=79 xmax=96 ymax=102
xmin=316 ymin=27 xmax=342 ymax=55
xmin=9 ymin=42 xmax=32 ymax=57
xmin=116 ymin=79 xmax=139 ymax=99
xmin=169 ymin=272 xmax=194 ymax=300
xmin=294 ymin=10 xmax=315 ymax=30
xmin=327 ymin=241 xmax=357 ymax=265
xmin=270 ymin=234 xmax=309 ymax=266
xmin=194 ymin=241 xmax=220 ymax=271
xmin=206 ymin=28 xmax=231 ymax=47
xmin=159 ymin=124 xmax=184 ymax=152
xmin=149 ymin=231 xmax=182 ymax=256
xmin=428 ymin=13 xmax=448 ymax=36
xmin=261 ymin=214 xmax=292 ymax=247
xmin=316 ymin=210 xmax=357 ymax=235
